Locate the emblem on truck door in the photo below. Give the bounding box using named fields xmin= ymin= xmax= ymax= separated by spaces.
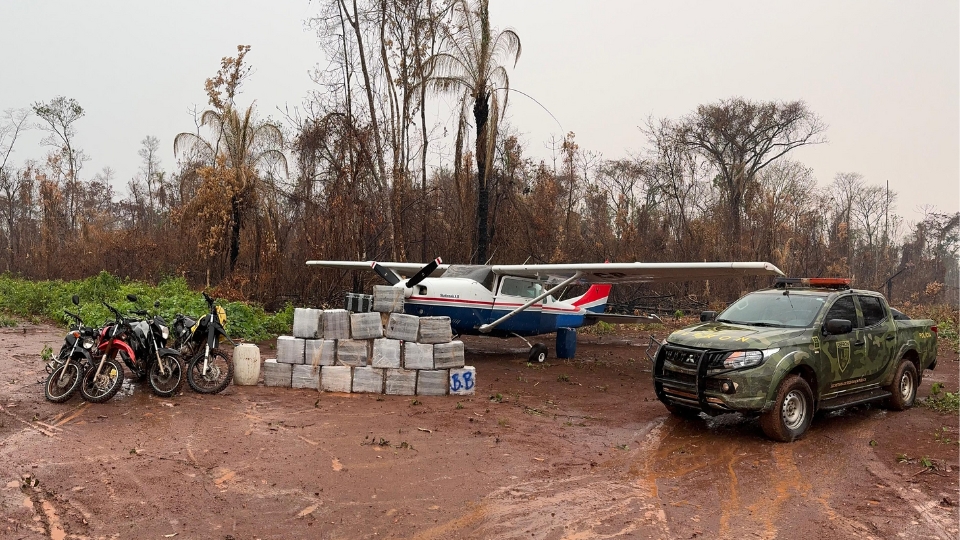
xmin=837 ymin=340 xmax=851 ymax=372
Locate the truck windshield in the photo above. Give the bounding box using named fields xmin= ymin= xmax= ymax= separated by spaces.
xmin=716 ymin=291 xmax=827 ymax=328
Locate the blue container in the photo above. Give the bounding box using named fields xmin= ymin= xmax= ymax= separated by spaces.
xmin=555 ymin=327 xmax=578 ymax=359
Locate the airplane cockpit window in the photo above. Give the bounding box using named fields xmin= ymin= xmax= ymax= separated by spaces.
xmin=500 ymin=277 xmax=543 ymax=299
xmin=441 ymin=265 xmax=496 ymax=290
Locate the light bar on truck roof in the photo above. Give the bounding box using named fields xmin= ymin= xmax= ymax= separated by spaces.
xmin=774 ymin=277 xmax=851 ymax=289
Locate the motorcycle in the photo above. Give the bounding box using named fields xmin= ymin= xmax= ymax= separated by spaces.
xmin=126 ymin=295 xmax=186 ymax=398
xmin=79 ymin=301 xmax=129 ymax=403
xmin=172 ymin=292 xmax=235 ymax=394
xmin=44 ymin=295 xmax=97 ymax=403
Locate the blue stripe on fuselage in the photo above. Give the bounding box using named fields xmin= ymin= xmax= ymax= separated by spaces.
xmin=404 ymin=301 xmax=585 ymax=337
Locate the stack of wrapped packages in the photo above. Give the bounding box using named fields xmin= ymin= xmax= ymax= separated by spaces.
xmin=263 ymin=286 xmax=476 ymax=396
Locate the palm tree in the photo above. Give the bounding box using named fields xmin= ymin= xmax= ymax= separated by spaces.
xmin=174 ymin=104 xmax=287 ymax=273
xmin=426 ymin=0 xmax=520 ymax=264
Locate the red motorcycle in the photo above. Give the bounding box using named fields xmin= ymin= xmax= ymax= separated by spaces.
xmin=79 ymin=301 xmax=129 ymax=403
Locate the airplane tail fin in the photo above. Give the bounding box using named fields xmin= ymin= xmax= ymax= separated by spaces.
xmin=571 ymin=284 xmax=611 ymax=313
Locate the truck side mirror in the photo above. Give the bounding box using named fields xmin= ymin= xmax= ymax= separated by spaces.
xmin=700 ymin=311 xmax=717 ymax=322
xmin=825 ymin=319 xmax=852 ymax=335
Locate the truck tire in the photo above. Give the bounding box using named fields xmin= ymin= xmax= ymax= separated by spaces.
xmin=760 ymin=375 xmax=814 ymax=442
xmin=885 ymin=359 xmax=917 ymax=411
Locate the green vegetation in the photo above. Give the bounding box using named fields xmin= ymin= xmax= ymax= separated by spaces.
xmin=934 ymin=426 xmax=955 ymax=444
xmin=580 ymin=320 xmax=614 ymax=336
xmin=920 ymin=382 xmax=959 ymax=413
xmin=0 ymin=272 xmax=292 ymax=342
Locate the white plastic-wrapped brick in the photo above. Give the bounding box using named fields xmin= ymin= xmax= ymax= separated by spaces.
xmin=384 ymin=313 xmax=419 ymax=341
xmin=320 ymin=366 xmax=352 ymax=392
xmin=371 ymin=338 xmax=401 ymax=368
xmin=263 ymin=359 xmax=293 ymax=387
xmin=352 ymin=366 xmax=385 ymax=393
xmin=350 ymin=312 xmax=384 ymax=340
xmin=292 ymin=308 xmax=322 ymax=339
xmin=304 ymin=339 xmax=336 ymax=367
xmin=336 ymin=339 xmax=370 ymax=367
xmin=417 ymin=316 xmax=453 ymax=344
xmin=372 ymin=285 xmax=405 ymax=313
xmin=416 ymin=369 xmax=449 ymax=396
xmin=276 ymin=336 xmax=305 ymax=365
xmin=403 ymin=342 xmax=434 ymax=370
xmin=292 ymin=364 xmax=320 ymax=389
xmin=449 ymin=366 xmax=477 ymax=396
xmin=385 ymin=368 xmax=417 ymax=395
xmin=322 ymin=309 xmax=351 ymax=339
xmin=433 ymin=341 xmax=465 ymax=369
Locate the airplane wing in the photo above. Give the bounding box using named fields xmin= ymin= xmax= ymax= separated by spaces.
xmin=305 ymin=260 xmax=449 ymax=278
xmin=489 ymin=262 xmax=784 ymax=284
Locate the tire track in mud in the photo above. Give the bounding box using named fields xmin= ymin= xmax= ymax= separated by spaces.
xmin=421 ymin=420 xmax=672 ymax=539
xmin=633 ymin=414 xmax=890 ymax=539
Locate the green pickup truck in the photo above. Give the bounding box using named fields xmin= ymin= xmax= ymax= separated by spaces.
xmin=653 ymin=278 xmax=939 ymax=442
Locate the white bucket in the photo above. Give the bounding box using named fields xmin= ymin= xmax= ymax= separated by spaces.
xmin=233 ymin=344 xmax=261 ymax=385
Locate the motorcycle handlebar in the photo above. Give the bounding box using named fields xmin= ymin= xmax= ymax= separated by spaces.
xmin=63 ymin=310 xmax=81 ymax=322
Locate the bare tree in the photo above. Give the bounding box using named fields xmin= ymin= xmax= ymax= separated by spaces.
xmin=680 ymin=98 xmax=826 ymax=255
xmin=32 ymin=97 xmax=87 ymax=183
xmin=0 ymin=108 xmax=31 ymax=180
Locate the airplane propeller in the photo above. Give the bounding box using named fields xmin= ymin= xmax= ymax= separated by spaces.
xmin=404 ymin=257 xmax=442 ymax=288
xmin=370 ymin=261 xmax=402 ymax=286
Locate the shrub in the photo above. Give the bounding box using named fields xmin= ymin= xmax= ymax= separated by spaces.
xmin=0 ymin=272 xmax=292 ymax=342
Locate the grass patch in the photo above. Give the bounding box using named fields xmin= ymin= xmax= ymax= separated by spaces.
xmin=0 ymin=313 xmax=16 ymax=327
xmin=0 ymin=271 xmax=292 ymax=341
xmin=920 ymin=382 xmax=959 ymax=413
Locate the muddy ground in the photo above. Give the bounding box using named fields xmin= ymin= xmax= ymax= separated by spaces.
xmin=0 ymin=322 xmax=957 ymax=540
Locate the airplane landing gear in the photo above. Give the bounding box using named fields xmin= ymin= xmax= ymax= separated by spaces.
xmin=529 ymin=343 xmax=548 ymax=363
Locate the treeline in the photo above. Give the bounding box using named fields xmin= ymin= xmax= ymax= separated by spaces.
xmin=0 ymin=0 xmax=957 ymax=313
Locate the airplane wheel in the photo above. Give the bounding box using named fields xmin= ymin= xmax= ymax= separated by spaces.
xmin=529 ymin=344 xmax=547 ymax=363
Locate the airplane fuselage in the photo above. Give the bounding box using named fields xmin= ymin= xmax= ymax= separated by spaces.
xmin=401 ymin=276 xmax=591 ymax=337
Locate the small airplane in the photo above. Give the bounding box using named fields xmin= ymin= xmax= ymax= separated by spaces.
xmin=306 ymin=258 xmax=785 ymax=362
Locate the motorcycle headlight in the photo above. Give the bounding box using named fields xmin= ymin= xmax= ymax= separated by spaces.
xmin=161 ymin=326 xmax=169 ymax=340
xmin=723 ymin=348 xmax=779 ymax=369
xmin=82 ymin=338 xmax=95 ymax=350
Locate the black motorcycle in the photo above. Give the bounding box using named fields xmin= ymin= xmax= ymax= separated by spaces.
xmin=126 ymin=295 xmax=186 ymax=398
xmin=44 ymin=295 xmax=97 ymax=403
xmin=172 ymin=292 xmax=235 ymax=394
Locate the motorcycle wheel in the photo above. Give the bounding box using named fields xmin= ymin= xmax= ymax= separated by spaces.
xmin=44 ymin=361 xmax=83 ymax=403
xmin=79 ymin=357 xmax=124 ymax=403
xmin=149 ymin=354 xmax=185 ymax=398
xmin=186 ymin=348 xmax=233 ymax=394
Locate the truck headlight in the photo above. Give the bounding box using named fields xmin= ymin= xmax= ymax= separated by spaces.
xmin=723 ymin=348 xmax=779 ymax=369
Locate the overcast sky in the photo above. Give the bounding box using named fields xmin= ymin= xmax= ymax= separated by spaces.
xmin=2 ymin=0 xmax=957 ymax=225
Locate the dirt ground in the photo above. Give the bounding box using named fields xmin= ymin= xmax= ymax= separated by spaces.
xmin=1 ymin=321 xmax=957 ymax=540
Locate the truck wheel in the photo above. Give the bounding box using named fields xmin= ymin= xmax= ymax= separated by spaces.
xmin=760 ymin=375 xmax=813 ymax=442
xmin=885 ymin=359 xmax=917 ymax=411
